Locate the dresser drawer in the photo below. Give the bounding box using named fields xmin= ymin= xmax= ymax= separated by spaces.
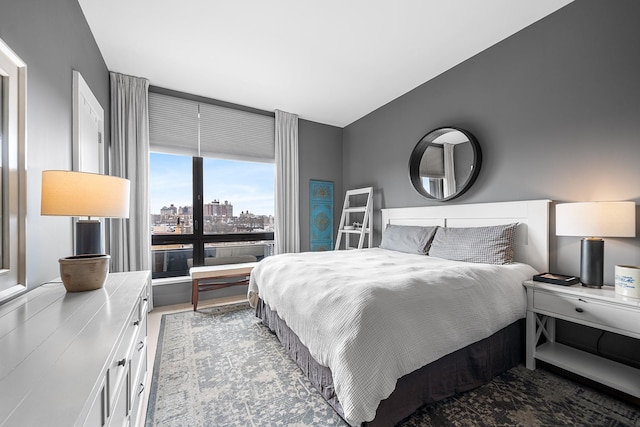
xmin=108 ymin=366 xmax=130 ymax=427
xmin=107 ymin=313 xmax=138 ymax=413
xmin=138 ymin=290 xmax=149 ymax=322
xmin=533 ymin=290 xmax=640 ymax=336
xmin=130 ymin=315 xmax=147 ymax=407
xmin=129 ymin=373 xmax=146 ymax=427
xmin=85 ymin=376 xmax=107 ymax=426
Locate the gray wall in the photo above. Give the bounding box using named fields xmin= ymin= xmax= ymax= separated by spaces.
xmin=0 ymin=0 xmax=110 ymax=288
xmin=299 ymin=119 xmax=343 ymax=252
xmin=343 ymin=0 xmax=640 ymax=366
xmin=343 ymin=0 xmax=640 ymax=280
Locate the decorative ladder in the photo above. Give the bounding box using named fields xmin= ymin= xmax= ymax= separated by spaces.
xmin=335 ymin=187 xmax=373 ymax=250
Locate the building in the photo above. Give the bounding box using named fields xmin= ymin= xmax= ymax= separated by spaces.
xmin=159 ymin=204 xmax=177 ymax=223
xmin=204 ymin=199 xmax=233 ymax=218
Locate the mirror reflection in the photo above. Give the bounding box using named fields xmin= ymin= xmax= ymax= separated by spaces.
xmin=409 ymin=127 xmax=481 ymax=201
xmin=0 ymin=79 xmax=3 ymax=261
xmin=0 ymin=36 xmax=27 ymax=300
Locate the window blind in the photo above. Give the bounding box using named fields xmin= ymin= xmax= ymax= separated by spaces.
xmin=149 ymin=91 xmax=275 ymax=163
xmin=148 ymin=93 xmax=199 ymax=156
xmin=420 ymin=145 xmax=445 ymax=178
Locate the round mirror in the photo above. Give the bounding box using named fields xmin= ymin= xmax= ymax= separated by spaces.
xmin=409 ymin=127 xmax=481 ymax=201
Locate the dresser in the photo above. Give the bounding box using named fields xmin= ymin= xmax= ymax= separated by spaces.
xmin=0 ymin=271 xmax=150 ymax=426
xmin=524 ymin=280 xmax=640 ymax=398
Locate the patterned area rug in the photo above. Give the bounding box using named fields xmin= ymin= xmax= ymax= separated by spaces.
xmin=145 ymin=306 xmax=639 ymax=427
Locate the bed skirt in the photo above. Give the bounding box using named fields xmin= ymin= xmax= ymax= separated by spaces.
xmin=256 ymin=298 xmax=524 ymax=427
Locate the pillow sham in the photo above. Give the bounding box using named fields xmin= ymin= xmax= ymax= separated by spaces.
xmin=379 ymin=224 xmax=438 ymax=255
xmin=428 ymin=223 xmax=518 ymax=265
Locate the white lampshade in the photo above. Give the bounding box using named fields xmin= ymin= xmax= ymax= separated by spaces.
xmin=556 ymin=201 xmax=636 ymax=238
xmin=41 ymin=170 xmax=130 ymax=218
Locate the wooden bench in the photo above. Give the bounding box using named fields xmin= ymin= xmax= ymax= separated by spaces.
xmin=189 ymin=262 xmax=258 ymax=311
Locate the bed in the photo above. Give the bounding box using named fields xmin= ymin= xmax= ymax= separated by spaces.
xmin=248 ymin=199 xmax=550 ymax=426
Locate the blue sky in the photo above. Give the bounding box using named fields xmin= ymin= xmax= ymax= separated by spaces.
xmin=150 ymin=152 xmax=275 ymax=216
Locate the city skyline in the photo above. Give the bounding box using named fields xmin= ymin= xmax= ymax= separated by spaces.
xmin=150 ymin=152 xmax=275 ymax=216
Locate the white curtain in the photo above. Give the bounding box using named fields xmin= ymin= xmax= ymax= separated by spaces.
xmin=109 ymin=72 xmax=151 ymax=286
xmin=443 ymin=142 xmax=456 ymax=197
xmin=274 ymin=110 xmax=299 ymax=254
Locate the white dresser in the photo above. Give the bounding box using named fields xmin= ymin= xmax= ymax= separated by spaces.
xmin=524 ymin=280 xmax=640 ymax=398
xmin=0 ymin=271 xmax=150 ymax=426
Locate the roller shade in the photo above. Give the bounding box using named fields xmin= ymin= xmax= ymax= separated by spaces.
xmin=149 ymin=93 xmax=199 ymax=156
xmin=149 ymin=92 xmax=275 ymax=163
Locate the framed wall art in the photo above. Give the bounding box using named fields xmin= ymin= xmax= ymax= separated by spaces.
xmin=309 ymin=180 xmax=334 ymax=251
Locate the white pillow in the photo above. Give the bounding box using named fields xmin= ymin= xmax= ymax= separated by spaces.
xmin=379 ymin=225 xmax=438 ymax=254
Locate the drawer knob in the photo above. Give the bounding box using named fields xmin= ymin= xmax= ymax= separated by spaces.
xmin=575 ymin=307 xmax=584 ymax=313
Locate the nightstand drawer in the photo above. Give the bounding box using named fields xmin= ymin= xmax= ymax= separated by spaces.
xmin=533 ymin=290 xmax=640 ymax=336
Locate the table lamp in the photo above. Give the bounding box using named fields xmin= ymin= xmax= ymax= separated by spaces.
xmin=41 ymin=170 xmax=130 ymax=291
xmin=556 ymin=201 xmax=636 ymax=288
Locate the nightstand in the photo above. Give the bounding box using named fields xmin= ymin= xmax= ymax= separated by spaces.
xmin=524 ymin=280 xmax=640 ymax=399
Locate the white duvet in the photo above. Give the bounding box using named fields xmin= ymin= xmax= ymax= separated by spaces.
xmin=248 ymin=248 xmax=537 ymax=426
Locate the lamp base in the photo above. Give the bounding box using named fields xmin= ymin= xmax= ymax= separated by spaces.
xmin=76 ymin=220 xmax=103 ymax=255
xmin=59 ymin=254 xmax=110 ymax=292
xmin=581 ymin=283 xmax=604 ymax=289
xmin=580 ymin=238 xmax=604 ymax=288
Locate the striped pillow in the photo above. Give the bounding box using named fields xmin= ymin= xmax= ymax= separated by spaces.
xmin=428 ymin=223 xmax=518 ymax=264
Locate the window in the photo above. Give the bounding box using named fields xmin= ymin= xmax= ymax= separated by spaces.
xmin=150 ymin=153 xmax=274 ymax=278
xmin=202 ymin=157 xmax=274 ymax=235
xmin=150 ymin=153 xmax=193 ymax=236
xmin=148 ymin=89 xmax=275 ymax=278
xmin=0 ymin=37 xmax=26 ymax=301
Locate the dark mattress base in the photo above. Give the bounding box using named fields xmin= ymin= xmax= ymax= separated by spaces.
xmin=256 ymin=299 xmax=524 ymax=427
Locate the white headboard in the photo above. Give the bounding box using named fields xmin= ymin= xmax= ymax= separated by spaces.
xmin=380 ymin=199 xmax=551 ymax=273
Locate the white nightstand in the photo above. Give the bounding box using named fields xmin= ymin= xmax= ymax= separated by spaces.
xmin=524 ymin=280 xmax=640 ymax=398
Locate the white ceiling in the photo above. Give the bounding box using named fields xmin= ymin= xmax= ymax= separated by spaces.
xmin=78 ymin=0 xmax=572 ymax=128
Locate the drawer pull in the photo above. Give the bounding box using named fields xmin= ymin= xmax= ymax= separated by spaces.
xmin=136 ymin=341 xmax=145 ymax=352
xmin=117 ymin=358 xmax=126 ymax=367
xmin=575 ymin=307 xmax=584 ymax=313
xmin=138 ymin=383 xmax=145 ymax=396
xmin=133 ymin=320 xmax=140 ymax=326
xmin=143 ymin=297 xmax=148 ymax=302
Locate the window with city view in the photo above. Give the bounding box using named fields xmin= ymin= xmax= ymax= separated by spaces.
xmin=150 ymin=152 xmax=275 ymax=278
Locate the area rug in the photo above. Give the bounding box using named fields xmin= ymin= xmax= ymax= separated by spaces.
xmin=145 ymin=307 xmax=639 ymax=426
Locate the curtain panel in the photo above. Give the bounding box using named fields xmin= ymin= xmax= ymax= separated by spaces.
xmin=443 ymin=142 xmax=456 ymax=198
xmin=109 ymin=72 xmax=152 ymax=290
xmin=274 ymin=110 xmax=300 ymax=254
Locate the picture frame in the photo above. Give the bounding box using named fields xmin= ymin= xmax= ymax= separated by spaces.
xmin=309 ymin=180 xmax=334 ymax=251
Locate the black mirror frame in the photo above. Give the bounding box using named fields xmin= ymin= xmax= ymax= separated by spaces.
xmin=408 ymin=126 xmax=482 ymax=201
